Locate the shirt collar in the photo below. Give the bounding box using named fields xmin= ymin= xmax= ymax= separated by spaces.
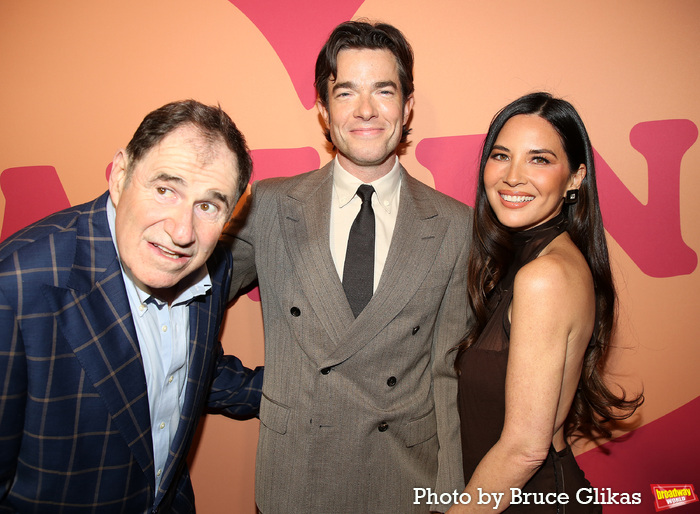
xmin=332 ymin=156 xmax=402 ymax=213
xmin=105 ymin=196 xmax=211 ymax=308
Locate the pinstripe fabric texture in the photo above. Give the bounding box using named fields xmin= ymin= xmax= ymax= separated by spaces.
xmin=0 ymin=191 xmax=263 ymax=513
xmin=227 ymin=163 xmax=473 ymax=513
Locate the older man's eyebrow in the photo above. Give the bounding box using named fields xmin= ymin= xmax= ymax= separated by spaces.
xmin=150 ymin=173 xmax=185 ymax=185
xmin=151 ymin=173 xmax=231 ymax=210
xmin=209 ymin=191 xmax=231 ymax=210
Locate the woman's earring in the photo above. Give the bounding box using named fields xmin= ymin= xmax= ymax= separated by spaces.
xmin=564 ymin=189 xmax=579 ymax=204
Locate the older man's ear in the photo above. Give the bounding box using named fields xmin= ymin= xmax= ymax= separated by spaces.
xmin=108 ymin=149 xmax=129 ymax=206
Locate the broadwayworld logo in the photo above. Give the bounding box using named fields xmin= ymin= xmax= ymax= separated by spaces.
xmin=651 ymin=484 xmax=698 ymax=511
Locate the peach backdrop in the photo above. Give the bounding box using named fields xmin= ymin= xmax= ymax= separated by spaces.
xmin=1 ymin=1 xmax=698 ymax=512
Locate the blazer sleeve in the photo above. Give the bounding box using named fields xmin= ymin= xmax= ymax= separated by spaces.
xmin=0 ymin=286 xmax=26 ymax=500
xmin=206 ymin=341 xmax=263 ymax=418
xmin=431 ymin=210 xmax=472 ymax=511
xmin=224 ymin=184 xmax=260 ymax=304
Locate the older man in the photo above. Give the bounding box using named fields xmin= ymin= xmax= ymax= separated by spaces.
xmin=0 ymin=100 xmax=262 ymax=513
xmin=229 ymin=22 xmax=472 ymax=513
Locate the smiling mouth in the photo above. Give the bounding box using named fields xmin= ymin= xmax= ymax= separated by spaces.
xmin=500 ymin=193 xmax=534 ymax=203
xmin=351 ymin=127 xmax=383 ymax=135
xmin=153 ymin=243 xmax=187 ymax=260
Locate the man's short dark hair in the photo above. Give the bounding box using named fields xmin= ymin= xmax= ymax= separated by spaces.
xmin=314 ymin=20 xmax=414 ymax=143
xmin=125 ymin=100 xmax=253 ymax=199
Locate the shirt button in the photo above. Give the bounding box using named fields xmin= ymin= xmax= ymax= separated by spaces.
xmin=168 ymin=375 xmax=174 ymax=384
xmin=412 ymin=326 xmax=420 ymax=335
xmin=159 ymin=422 xmax=165 ymax=430
xmin=387 ymin=376 xmax=397 ymax=387
xmin=138 ymin=304 xmax=146 ymax=312
xmin=290 ymin=307 xmax=301 ymax=317
xmin=378 ymin=422 xmax=389 ymax=432
xmin=161 ymin=325 xmax=167 ymax=332
xmin=156 ymin=468 xmax=162 ymax=477
xmin=320 ymin=367 xmax=332 ymax=375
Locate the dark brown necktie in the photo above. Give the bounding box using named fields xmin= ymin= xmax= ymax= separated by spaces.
xmin=343 ymin=184 xmax=375 ymax=317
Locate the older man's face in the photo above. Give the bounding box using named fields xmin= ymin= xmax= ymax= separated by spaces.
xmin=108 ymin=125 xmax=239 ymax=303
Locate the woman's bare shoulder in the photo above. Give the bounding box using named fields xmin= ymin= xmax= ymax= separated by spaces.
xmin=514 ymin=233 xmax=593 ymax=303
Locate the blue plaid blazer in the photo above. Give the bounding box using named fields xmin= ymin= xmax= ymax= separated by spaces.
xmin=0 ymin=192 xmax=262 ymax=513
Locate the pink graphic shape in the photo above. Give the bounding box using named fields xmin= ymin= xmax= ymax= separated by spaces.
xmin=576 ymin=395 xmax=700 ymax=513
xmin=0 ymin=166 xmax=71 ymax=242
xmin=250 ymin=147 xmax=320 ymax=182
xmin=229 ymin=0 xmax=365 ymax=109
xmin=597 ymin=119 xmax=697 ymax=277
xmin=245 ymin=146 xmax=321 ymax=301
xmin=415 ymin=134 xmax=484 ymax=206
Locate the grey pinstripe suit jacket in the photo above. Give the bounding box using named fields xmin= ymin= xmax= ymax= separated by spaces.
xmin=0 ymin=192 xmax=263 ymax=513
xmin=228 ymin=162 xmax=472 ymax=513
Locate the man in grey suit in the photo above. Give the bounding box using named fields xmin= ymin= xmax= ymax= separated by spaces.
xmin=228 ymin=21 xmax=471 ymax=513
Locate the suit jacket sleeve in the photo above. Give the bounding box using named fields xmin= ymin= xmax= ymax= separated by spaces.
xmin=431 ymin=210 xmax=471 ymax=510
xmin=224 ymin=184 xmax=260 ymax=304
xmin=206 ymin=341 xmax=263 ymax=418
xmin=0 ymin=283 xmax=26 ymax=500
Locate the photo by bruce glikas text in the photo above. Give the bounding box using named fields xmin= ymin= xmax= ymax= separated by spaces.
xmin=414 ymin=487 xmax=642 ymax=509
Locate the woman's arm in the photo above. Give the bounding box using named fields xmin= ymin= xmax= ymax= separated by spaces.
xmin=448 ymin=249 xmax=593 ymax=513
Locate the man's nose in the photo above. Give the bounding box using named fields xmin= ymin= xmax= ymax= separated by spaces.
xmin=355 ymin=93 xmax=378 ymax=120
xmin=164 ymin=207 xmax=195 ymax=246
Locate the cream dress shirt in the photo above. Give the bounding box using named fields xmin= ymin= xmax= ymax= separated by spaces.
xmin=329 ymin=156 xmax=402 ymax=292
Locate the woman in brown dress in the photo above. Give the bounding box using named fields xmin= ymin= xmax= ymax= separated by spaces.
xmin=450 ymin=93 xmax=642 ymax=513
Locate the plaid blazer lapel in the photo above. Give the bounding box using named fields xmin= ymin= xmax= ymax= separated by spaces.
xmin=42 ymin=194 xmax=155 ymax=488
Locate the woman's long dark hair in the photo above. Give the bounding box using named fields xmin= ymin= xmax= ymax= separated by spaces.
xmin=457 ymin=92 xmax=642 ymax=439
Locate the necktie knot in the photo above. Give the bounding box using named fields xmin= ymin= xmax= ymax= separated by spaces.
xmin=357 ymin=184 xmax=374 ymax=204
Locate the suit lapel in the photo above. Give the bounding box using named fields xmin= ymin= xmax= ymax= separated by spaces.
xmin=277 ymin=164 xmax=354 ymax=361
xmin=325 ymin=168 xmax=450 ymax=364
xmin=42 ymin=193 xmax=155 ymax=489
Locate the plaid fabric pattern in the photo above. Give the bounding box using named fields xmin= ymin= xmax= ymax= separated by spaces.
xmin=0 ymin=192 xmax=262 ymax=513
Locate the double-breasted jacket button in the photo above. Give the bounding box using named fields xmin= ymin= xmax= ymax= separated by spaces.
xmin=387 ymin=376 xmax=397 ymax=387
xmin=377 ymin=422 xmax=389 ymax=432
xmin=290 ymin=307 xmax=301 ymax=317
xmin=320 ymin=367 xmax=332 ymax=375
xmin=412 ymin=326 xmax=420 ymax=335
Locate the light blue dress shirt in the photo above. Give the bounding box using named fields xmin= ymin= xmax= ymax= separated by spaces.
xmin=106 ymin=198 xmax=211 ymax=491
